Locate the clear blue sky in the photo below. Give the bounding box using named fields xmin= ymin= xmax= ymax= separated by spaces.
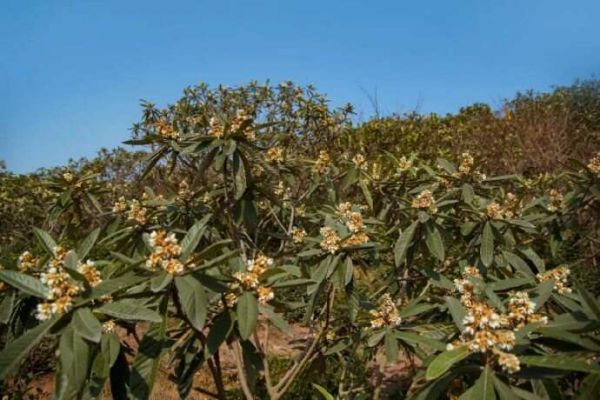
xmin=1 ymin=0 xmax=599 ymax=173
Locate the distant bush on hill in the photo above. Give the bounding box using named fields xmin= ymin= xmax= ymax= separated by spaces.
xmin=352 ymin=79 xmax=600 ymax=174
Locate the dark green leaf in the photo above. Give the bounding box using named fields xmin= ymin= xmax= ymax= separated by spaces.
xmin=481 ymin=222 xmax=494 ymax=267
xmin=0 ymin=270 xmax=48 ymax=299
xmin=72 ymin=308 xmax=102 ymax=343
xmin=179 ymin=214 xmax=212 ymax=261
xmin=394 ymin=331 xmax=448 ymax=352
xmin=56 ymin=327 xmax=91 ymax=399
xmin=445 ymin=296 xmax=466 ymax=330
xmin=97 ymin=300 xmax=162 ymax=322
xmin=313 ymin=383 xmax=335 ymax=400
xmin=425 ymin=223 xmax=445 ymax=261
xmin=86 ymin=275 xmax=147 ymax=302
xmin=237 ymin=292 xmax=258 ymax=340
xmin=205 ymin=312 xmax=233 ymax=357
xmin=129 ymin=298 xmax=168 ymax=399
xmin=150 ymin=271 xmax=173 ymax=293
xmin=33 ymin=228 xmax=57 ymax=256
xmin=426 ymin=345 xmax=471 ymax=380
xmin=575 ymin=281 xmax=600 ymax=321
xmin=519 ymin=355 xmax=600 ymax=373
xmin=384 ymin=328 xmax=399 ymax=362
xmin=77 ymin=228 xmax=100 ymax=261
xmin=0 ymin=291 xmax=15 ymax=323
xmin=175 ymin=275 xmax=208 ymax=331
xmin=394 ymin=221 xmax=418 ymax=267
xmin=503 ymin=251 xmax=535 ymax=277
xmin=470 ymin=366 xmax=496 ymax=400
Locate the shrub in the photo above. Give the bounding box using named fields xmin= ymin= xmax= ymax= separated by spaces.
xmin=1 ymin=82 xmax=600 ymax=399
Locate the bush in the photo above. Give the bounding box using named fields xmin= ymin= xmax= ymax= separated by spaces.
xmin=1 ymin=82 xmax=600 ymax=400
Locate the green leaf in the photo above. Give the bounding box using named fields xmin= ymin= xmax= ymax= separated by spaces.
xmin=519 ymin=355 xmax=600 ymax=373
xmin=394 ymin=331 xmax=447 ymax=351
xmin=384 ymin=328 xmax=399 ymax=362
xmin=425 ymin=222 xmax=445 ymax=261
xmin=487 ymin=277 xmax=532 ymax=291
xmin=63 ymin=250 xmax=79 ymax=271
xmin=367 ymin=330 xmax=386 ymax=347
xmin=0 ymin=270 xmax=48 ymax=299
xmin=97 ymin=300 xmax=162 ymax=322
xmin=237 ymin=292 xmax=258 ymax=340
xmin=129 ymin=298 xmax=168 ymax=400
xmin=575 ymin=281 xmax=600 ymax=321
xmin=72 ymin=308 xmax=102 ymax=343
xmin=426 ymin=345 xmax=471 ymax=380
xmin=0 ymin=291 xmax=15 ymax=323
xmin=312 ymin=383 xmax=335 ymax=400
xmin=436 ymin=157 xmax=457 ymax=174
xmin=342 ymin=166 xmax=358 ymax=189
xmin=150 ymin=271 xmax=173 ymax=293
xmin=502 ymin=251 xmax=535 ymax=277
xmin=77 ymin=228 xmax=100 ymax=260
xmin=0 ymin=318 xmax=56 ymax=379
xmin=343 ymin=256 xmax=354 ymax=286
xmin=205 ymin=312 xmax=233 ymax=357
xmin=33 ymin=227 xmax=57 ymax=256
xmin=420 ymin=267 xmax=455 ymax=290
xmin=175 ymin=275 xmax=208 ymax=331
xmin=56 ymin=327 xmax=91 ymax=399
xmin=190 ymin=249 xmax=238 ymax=271
xmin=140 ymin=146 xmax=168 ymax=180
xmin=272 ymin=278 xmax=315 ymax=288
xmin=88 ymin=333 xmax=120 ymax=398
xmin=537 ymin=327 xmax=600 ymax=351
xmin=359 ymin=179 xmax=374 ymax=210
xmin=86 ymin=274 xmax=147 ymax=302
xmin=462 ymin=184 xmax=475 ymax=204
xmin=493 ymin=375 xmax=515 ymax=400
xmin=102 ymin=333 xmax=121 ymax=368
xmin=470 ymin=366 xmax=496 ymax=400
xmin=520 ymin=248 xmax=545 ymax=273
xmin=531 ymin=280 xmax=554 ymax=311
xmin=179 ymin=214 xmax=212 ymax=261
xmin=445 ymin=296 xmax=466 ymax=330
xmin=481 ymin=222 xmax=494 ymax=267
xmin=394 ymin=221 xmax=418 ymax=267
xmin=109 ymin=348 xmax=130 ymax=399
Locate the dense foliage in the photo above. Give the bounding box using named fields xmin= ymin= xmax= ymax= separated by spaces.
xmin=1 ymin=82 xmax=600 ymax=399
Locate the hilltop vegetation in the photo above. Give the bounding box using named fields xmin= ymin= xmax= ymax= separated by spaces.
xmin=1 ymin=81 xmax=600 ymax=399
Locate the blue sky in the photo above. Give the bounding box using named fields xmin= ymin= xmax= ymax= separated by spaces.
xmin=1 ymin=0 xmax=599 ymax=173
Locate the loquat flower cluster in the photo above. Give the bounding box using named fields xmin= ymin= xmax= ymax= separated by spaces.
xmin=266 ymin=147 xmax=285 ymax=163
xmin=112 ymin=197 xmax=149 ymax=224
xmin=412 ymin=190 xmax=438 ymax=214
xmin=35 ymin=247 xmax=101 ymax=320
xmin=369 ymin=293 xmax=402 ymax=328
xmin=231 ymin=255 xmax=275 ymax=305
xmin=537 ymin=266 xmax=572 ymax=294
xmin=155 ymin=120 xmax=179 ymax=140
xmin=449 ymin=267 xmax=548 ymax=373
xmin=18 ymin=251 xmax=39 ymax=273
xmin=146 ymin=230 xmax=187 ymax=275
xmin=587 ymin=152 xmax=600 ymax=174
xmin=314 ymin=150 xmax=331 ymax=174
xmin=546 ymin=189 xmax=564 ymax=212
